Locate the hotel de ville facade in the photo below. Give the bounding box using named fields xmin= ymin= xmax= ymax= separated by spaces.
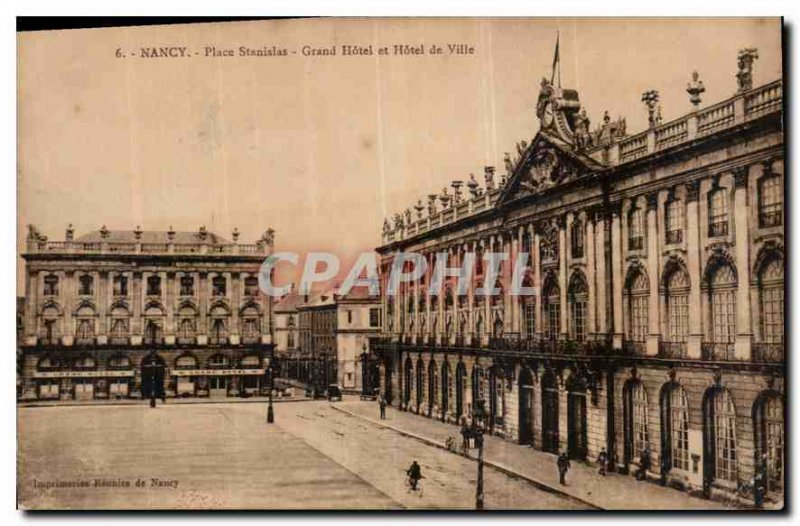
xmin=372 ymin=49 xmax=784 ymax=504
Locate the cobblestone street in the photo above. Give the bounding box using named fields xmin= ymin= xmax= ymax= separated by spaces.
xmin=18 ymin=399 xmax=585 ymax=510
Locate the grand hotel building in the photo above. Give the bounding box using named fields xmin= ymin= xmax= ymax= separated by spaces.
xmin=19 ymin=225 xmax=275 ymax=401
xmin=373 ymin=52 xmax=784 ymax=504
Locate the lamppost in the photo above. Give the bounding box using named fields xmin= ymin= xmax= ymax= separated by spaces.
xmin=471 ymin=398 xmax=486 ymax=510
xmin=142 ymin=352 xmax=162 ymax=408
xmin=266 ymin=358 xmax=275 ymax=424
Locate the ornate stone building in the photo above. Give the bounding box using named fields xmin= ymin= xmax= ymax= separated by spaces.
xmin=19 ymin=225 xmax=275 ymax=401
xmin=373 ymin=54 xmax=784 ymax=504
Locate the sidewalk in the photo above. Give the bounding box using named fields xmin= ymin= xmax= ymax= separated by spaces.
xmin=335 ymin=401 xmax=734 ymax=511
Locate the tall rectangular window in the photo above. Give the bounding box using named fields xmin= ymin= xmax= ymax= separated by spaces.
xmin=759 ymin=176 xmax=782 ymax=227
xmin=670 ymin=387 xmax=690 ymax=471
xmin=113 ymin=275 xmax=128 ymax=296
xmin=709 ymin=189 xmax=729 ymax=237
xmin=668 ymin=294 xmax=689 ymax=342
xmin=43 ymin=275 xmax=59 ymax=296
xmin=666 ymin=199 xmax=684 ymax=244
xmin=628 ymin=208 xmax=645 ymax=250
xmin=524 ymin=303 xmax=536 ymax=339
xmin=369 ymin=308 xmax=381 ymax=328
xmin=630 ymin=295 xmax=648 ymax=342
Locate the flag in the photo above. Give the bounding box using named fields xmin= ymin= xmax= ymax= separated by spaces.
xmin=550 ymin=33 xmax=560 ymax=86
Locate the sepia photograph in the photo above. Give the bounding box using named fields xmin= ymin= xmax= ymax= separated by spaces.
xmin=15 ymin=16 xmax=785 ymax=511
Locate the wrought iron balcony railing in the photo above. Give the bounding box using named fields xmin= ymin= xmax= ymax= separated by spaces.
xmin=658 ymin=341 xmax=687 ymax=359
xmin=666 ymin=229 xmax=683 ymax=245
xmin=759 ymin=211 xmax=782 ymax=228
xmin=701 ymin=342 xmax=737 ymax=361
xmin=752 ymin=342 xmax=784 ymax=363
xmin=708 ymin=221 xmax=729 ymax=237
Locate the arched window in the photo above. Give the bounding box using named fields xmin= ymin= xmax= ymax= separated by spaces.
xmin=628 ymin=207 xmax=645 ymax=251
xmin=759 ymin=174 xmax=782 ymax=227
xmin=146 ymin=275 xmax=161 ymax=296
xmin=175 ymin=319 xmax=194 ymax=343
xmin=661 ymin=383 xmax=690 ymax=472
xmin=109 ymin=316 xmax=129 ymax=343
xmin=626 ymin=381 xmax=650 ymax=462
xmin=665 ymin=197 xmax=684 ymax=244
xmin=542 ymin=275 xmax=560 ymax=340
xmin=708 ymin=187 xmax=729 ymax=237
xmin=705 ymin=388 xmax=738 ymax=483
xmin=75 ymin=305 xmax=95 ymax=343
xmin=210 ymin=318 xmax=228 ymax=343
xmin=242 ymin=318 xmax=261 ymax=343
xmin=665 ymin=266 xmax=690 ymax=343
xmin=759 ymin=256 xmax=784 ymax=344
xmin=78 ymin=275 xmax=94 ymax=296
xmin=626 ymin=269 xmax=649 ymax=342
xmin=568 ymin=273 xmax=588 ymax=341
xmin=175 ymin=354 xmax=197 ymax=370
xmin=708 ymin=263 xmax=736 ymax=346
xmin=144 ymin=319 xmax=162 ymax=344
xmin=570 ymin=220 xmax=584 ymax=258
xmin=754 ymin=394 xmax=784 ymax=496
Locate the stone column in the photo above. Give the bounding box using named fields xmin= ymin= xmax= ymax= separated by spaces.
xmin=131 ymin=272 xmax=142 ymax=345
xmin=558 ymin=217 xmax=568 ymax=339
xmin=62 ymin=270 xmax=74 ymax=345
xmin=586 ymin=214 xmax=597 ymax=337
xmin=229 ymin=271 xmax=240 ymax=345
xmin=610 ymin=205 xmax=624 ymax=349
xmin=24 ymin=270 xmax=39 ymax=342
xmin=510 ymin=230 xmax=520 ymax=334
xmin=533 ymin=228 xmax=542 ymax=334
xmin=165 ymin=272 xmax=176 ymax=345
xmin=733 ymin=167 xmax=753 ymax=360
xmin=197 ymin=272 xmax=208 ymax=345
xmin=595 ymin=211 xmax=608 ymax=337
xmin=646 ymin=193 xmax=661 ymax=356
xmin=685 ymin=181 xmax=703 ymax=359
xmin=97 ymin=271 xmax=108 ymax=344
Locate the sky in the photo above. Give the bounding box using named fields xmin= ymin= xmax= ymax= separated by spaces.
xmin=17 ymin=18 xmax=782 ymax=294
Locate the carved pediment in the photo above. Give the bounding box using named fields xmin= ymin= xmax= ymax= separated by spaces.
xmin=496 ymin=132 xmax=603 ymax=206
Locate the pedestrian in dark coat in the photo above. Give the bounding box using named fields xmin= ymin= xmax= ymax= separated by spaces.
xmin=379 ymin=396 xmax=387 ymax=419
xmin=637 ymin=445 xmax=652 ymax=481
xmin=597 ymin=448 xmax=608 ymax=476
xmin=557 ymin=453 xmax=571 ymax=485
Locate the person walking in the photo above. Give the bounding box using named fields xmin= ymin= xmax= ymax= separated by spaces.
xmin=379 ymin=396 xmax=387 ymax=420
xmin=637 ymin=445 xmax=652 ymax=481
xmin=597 ymin=448 xmax=608 ymax=476
xmin=557 ymin=452 xmax=571 ymax=485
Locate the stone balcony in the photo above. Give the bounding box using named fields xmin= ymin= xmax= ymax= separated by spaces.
xmin=25 ymin=240 xmax=268 ymax=257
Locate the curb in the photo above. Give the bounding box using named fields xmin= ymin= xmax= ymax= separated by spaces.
xmin=330 ymin=404 xmax=604 ymax=510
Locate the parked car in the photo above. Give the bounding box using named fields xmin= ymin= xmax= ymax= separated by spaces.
xmin=327 ymin=384 xmax=343 ymax=401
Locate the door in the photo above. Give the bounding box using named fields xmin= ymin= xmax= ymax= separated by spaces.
xmin=519 ymin=369 xmax=534 ymax=445
xmin=74 ymin=380 xmax=94 ymax=400
xmin=542 ymin=374 xmax=560 ymax=453
xmin=568 ymin=391 xmax=588 ymax=460
xmin=177 ymin=376 xmax=195 ymax=396
xmin=38 ymin=381 xmax=59 ymax=399
xmin=209 ymin=376 xmax=228 ymax=397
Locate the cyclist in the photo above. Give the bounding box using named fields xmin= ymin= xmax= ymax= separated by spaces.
xmin=406 ymin=460 xmax=422 ymax=491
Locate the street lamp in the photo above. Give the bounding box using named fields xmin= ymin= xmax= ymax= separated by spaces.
xmin=266 ymin=359 xmax=275 ymax=424
xmin=471 ymin=398 xmax=486 ymax=510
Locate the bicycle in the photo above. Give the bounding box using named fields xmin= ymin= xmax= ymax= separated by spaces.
xmin=405 ymin=475 xmax=425 ymax=496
